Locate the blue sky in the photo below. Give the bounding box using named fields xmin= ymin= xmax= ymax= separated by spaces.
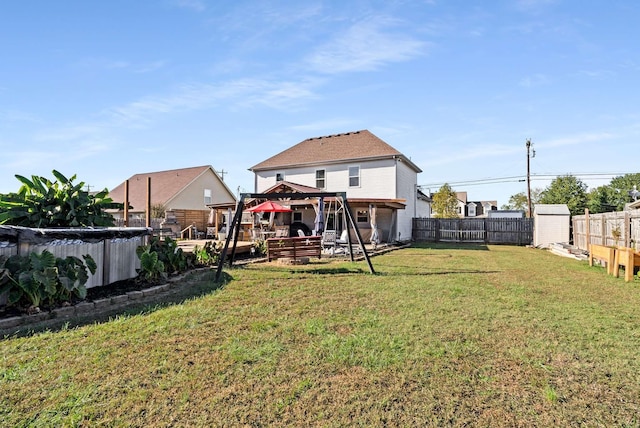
xmin=1 ymin=0 xmax=639 ymax=206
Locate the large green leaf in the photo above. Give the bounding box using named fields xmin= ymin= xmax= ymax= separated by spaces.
xmin=30 ymin=250 xmax=56 ymax=271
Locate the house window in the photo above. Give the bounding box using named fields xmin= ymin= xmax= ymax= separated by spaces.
xmin=468 ymin=204 xmax=476 ymax=217
xmin=204 ymin=189 xmax=212 ymax=205
xmin=356 ymin=210 xmax=368 ymax=223
xmin=349 ymin=166 xmax=360 ymax=187
xmin=293 ymin=212 xmax=302 ymax=222
xmin=316 ymin=169 xmax=326 ymax=189
xmin=276 ymin=172 xmax=284 ymax=182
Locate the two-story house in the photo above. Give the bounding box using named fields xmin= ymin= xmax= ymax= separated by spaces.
xmin=249 ymin=130 xmax=426 ymax=243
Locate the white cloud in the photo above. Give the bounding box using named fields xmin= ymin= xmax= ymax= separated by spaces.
xmin=306 ymin=17 xmax=428 ymax=74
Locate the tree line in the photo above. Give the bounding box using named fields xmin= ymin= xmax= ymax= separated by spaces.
xmin=431 ymin=173 xmax=640 ymax=218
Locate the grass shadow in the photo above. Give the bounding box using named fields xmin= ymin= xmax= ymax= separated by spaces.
xmin=411 ymin=242 xmax=490 ymax=251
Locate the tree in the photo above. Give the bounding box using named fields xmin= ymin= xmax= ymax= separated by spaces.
xmin=150 ymin=203 xmax=166 ymax=219
xmin=432 ymin=184 xmax=459 ymax=218
xmin=0 ymin=170 xmax=122 ymax=227
xmin=501 ymin=188 xmax=542 ymax=211
xmin=609 ymin=173 xmax=640 ymax=211
xmin=539 ymin=175 xmax=587 ymax=216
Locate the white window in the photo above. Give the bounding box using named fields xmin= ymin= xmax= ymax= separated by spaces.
xmin=348 ymin=166 xmax=360 ymax=187
xmin=356 ymin=210 xmax=368 ymax=223
xmin=204 ymin=189 xmax=212 ymax=205
xmin=316 ymin=169 xmax=326 ymax=189
xmin=276 ymin=172 xmax=284 ymax=182
xmin=468 ymin=204 xmax=476 ymax=217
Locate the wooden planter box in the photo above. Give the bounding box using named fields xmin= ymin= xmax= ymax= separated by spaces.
xmin=613 ymin=247 xmax=640 ymax=282
xmin=588 ymin=244 xmax=616 ymax=275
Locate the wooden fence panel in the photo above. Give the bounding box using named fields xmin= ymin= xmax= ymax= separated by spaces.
xmin=487 ymin=218 xmax=533 ymax=245
xmin=412 ymin=218 xmax=533 ymax=245
xmin=573 ymin=211 xmax=640 ymax=251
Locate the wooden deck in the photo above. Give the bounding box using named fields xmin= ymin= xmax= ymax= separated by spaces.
xmin=177 ymin=239 xmax=254 ymax=255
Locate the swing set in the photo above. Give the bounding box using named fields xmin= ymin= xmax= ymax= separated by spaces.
xmin=214 ymin=191 xmax=375 ymax=282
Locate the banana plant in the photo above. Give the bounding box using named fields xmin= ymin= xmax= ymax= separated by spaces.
xmin=0 ymin=170 xmax=122 ymax=227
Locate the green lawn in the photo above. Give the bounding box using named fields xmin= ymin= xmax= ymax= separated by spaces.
xmin=1 ymin=244 xmax=639 ymax=427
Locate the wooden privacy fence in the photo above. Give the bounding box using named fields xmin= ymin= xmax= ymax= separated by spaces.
xmin=413 ymin=218 xmax=533 ymax=245
xmin=573 ymin=210 xmax=640 ymax=251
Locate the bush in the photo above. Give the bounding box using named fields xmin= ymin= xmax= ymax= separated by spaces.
xmin=194 ymin=241 xmax=223 ymax=266
xmin=0 ymin=251 xmax=97 ymax=311
xmin=135 ymin=237 xmax=194 ymax=283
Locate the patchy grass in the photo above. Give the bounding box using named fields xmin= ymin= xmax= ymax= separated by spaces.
xmin=1 ymin=243 xmax=640 ymax=426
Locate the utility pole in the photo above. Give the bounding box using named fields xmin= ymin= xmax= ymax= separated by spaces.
xmin=215 ymin=169 xmax=227 ymax=181
xmin=526 ymin=139 xmax=535 ymax=218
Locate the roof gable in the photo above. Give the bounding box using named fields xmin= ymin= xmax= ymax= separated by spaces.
xmin=109 ymin=165 xmax=231 ymax=210
xmin=250 ymin=130 xmax=421 ymax=173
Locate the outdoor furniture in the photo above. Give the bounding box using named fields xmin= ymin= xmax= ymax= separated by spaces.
xmin=275 ymin=225 xmax=290 ymax=238
xmin=206 ymin=227 xmax=216 ymax=239
xmin=297 ymin=229 xmax=306 ymax=237
xmin=322 ymin=230 xmax=337 ymax=253
xmin=267 ymin=236 xmax=322 ymax=261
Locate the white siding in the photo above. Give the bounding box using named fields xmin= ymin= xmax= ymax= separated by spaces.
xmin=256 ymin=159 xmax=398 ymax=198
xmin=533 ymin=204 xmax=571 ymax=247
xmin=395 ymin=160 xmax=417 ymax=242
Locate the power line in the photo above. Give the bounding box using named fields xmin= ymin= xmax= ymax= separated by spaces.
xmin=418 ymin=172 xmax=635 ymax=189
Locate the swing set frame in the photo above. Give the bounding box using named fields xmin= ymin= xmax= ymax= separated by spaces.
xmin=214 ymin=191 xmax=375 ymax=282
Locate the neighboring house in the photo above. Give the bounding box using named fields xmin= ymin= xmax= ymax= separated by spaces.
xmin=249 ymin=130 xmax=425 ymax=242
xmin=432 ymin=191 xmax=497 ymax=218
xmin=416 ymin=189 xmax=432 ymax=219
xmin=109 ymin=165 xmax=236 ymax=231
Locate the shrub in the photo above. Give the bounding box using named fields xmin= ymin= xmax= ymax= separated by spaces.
xmin=194 ymin=241 xmax=223 ymax=266
xmin=135 ymin=237 xmax=194 ymax=283
xmin=0 ymin=251 xmax=97 ymax=311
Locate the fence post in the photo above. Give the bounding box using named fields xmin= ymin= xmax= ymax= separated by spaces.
xmin=624 ymin=211 xmax=631 ymax=248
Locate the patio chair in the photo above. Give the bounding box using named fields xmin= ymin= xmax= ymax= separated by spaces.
xmin=275 ymin=225 xmax=290 ymax=238
xmin=322 ymin=230 xmax=337 ymax=254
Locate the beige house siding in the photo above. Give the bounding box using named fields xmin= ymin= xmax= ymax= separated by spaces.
xmin=168 ymin=171 xmax=235 ymax=211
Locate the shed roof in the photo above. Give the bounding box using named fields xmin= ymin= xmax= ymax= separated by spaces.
xmin=534 ymin=204 xmax=570 ymax=215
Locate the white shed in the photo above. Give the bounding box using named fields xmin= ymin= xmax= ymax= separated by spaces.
xmin=533 ymin=204 xmax=570 ymax=248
